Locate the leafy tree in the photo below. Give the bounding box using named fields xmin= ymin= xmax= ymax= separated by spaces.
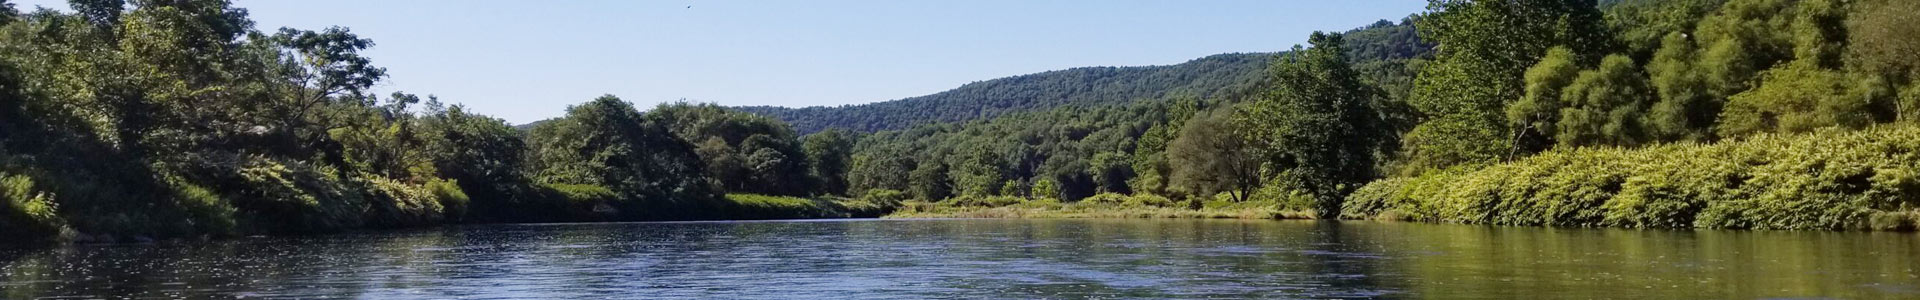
xmin=802 ymin=129 xmax=856 ymax=196
xmin=1508 ymin=47 xmax=1582 ymax=151
xmin=908 ymin=159 xmax=951 ymax=201
xmin=1169 ymin=109 xmax=1260 ymax=202
xmin=846 ymin=145 xmax=913 ymax=196
xmin=1237 ymin=32 xmax=1385 ymax=216
xmin=526 ymin=95 xmax=719 ymax=217
xmin=646 ymin=102 xmax=814 ymax=196
xmin=948 ymin=144 xmax=1006 ymax=198
xmin=1402 ymin=0 xmax=1612 ymax=171
xmin=1644 ymin=32 xmax=1715 ymax=141
xmin=1031 ymin=178 xmax=1059 ymax=200
xmin=419 ymin=103 xmax=538 ymax=222
xmin=1556 ymin=54 xmax=1655 ymax=147
xmin=1845 ymin=0 xmax=1920 ymax=122
xmin=1086 ymin=151 xmax=1132 ymax=194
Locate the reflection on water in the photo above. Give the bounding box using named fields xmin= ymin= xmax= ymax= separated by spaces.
xmin=2 ymin=219 xmax=1917 ymax=299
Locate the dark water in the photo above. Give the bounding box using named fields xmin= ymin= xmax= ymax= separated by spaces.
xmin=3 ymin=219 xmax=1918 ymax=299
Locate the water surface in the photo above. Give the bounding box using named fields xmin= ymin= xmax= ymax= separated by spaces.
xmin=3 ymin=219 xmax=1917 ymax=299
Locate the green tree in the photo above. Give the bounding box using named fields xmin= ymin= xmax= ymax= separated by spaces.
xmin=646 ymin=102 xmax=815 ymax=196
xmin=419 ymin=103 xmax=537 ymax=222
xmin=908 ymin=159 xmax=951 ymax=201
xmin=1644 ymin=32 xmax=1715 ymax=141
xmin=1555 ymin=54 xmax=1655 ymax=147
xmin=1086 ymin=151 xmax=1132 ymax=194
xmin=1508 ymin=47 xmax=1582 ymax=150
xmin=1402 ymin=0 xmax=1612 ymax=171
xmin=847 ymin=145 xmax=913 ymax=196
xmin=1169 ymin=109 xmax=1259 ymax=202
xmin=1237 ymin=32 xmax=1384 ymax=216
xmin=802 ymin=129 xmax=856 ymax=196
xmin=948 ymin=144 xmax=1006 ymax=198
xmin=1845 ymin=0 xmax=1920 ymax=122
xmin=526 ymin=95 xmax=718 ymax=218
xmin=1030 ymin=178 xmax=1059 ymax=200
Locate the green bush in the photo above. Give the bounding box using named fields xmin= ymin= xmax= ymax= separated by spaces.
xmin=0 ymin=173 xmax=64 ymax=242
xmin=361 ymin=175 xmax=446 ymax=228
xmin=1122 ymin=194 xmax=1175 ymax=207
xmin=1345 ymin=126 xmax=1920 ymax=230
xmin=542 ymin=183 xmax=620 ymax=219
xmin=858 ymin=189 xmax=910 ymax=208
xmin=164 ymin=176 xmax=235 ymax=236
xmin=216 ymin=156 xmax=368 ymax=234
xmin=941 ymin=195 xmax=1025 ymax=208
xmin=426 ymin=179 xmax=470 ymax=222
xmin=1079 ymin=193 xmax=1130 ymax=206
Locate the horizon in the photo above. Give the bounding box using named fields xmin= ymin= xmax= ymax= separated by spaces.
xmin=11 ymin=0 xmax=1428 ymax=124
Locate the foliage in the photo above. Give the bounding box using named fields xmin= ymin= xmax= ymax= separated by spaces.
xmin=0 ymin=172 xmax=64 ymax=242
xmin=1168 ymin=109 xmax=1260 ymax=202
xmin=647 ymin=102 xmax=816 ymax=196
xmin=1345 ymin=126 xmax=1920 ymax=230
xmin=737 ymin=53 xmax=1271 ymax=134
xmin=803 ymin=129 xmax=857 ymax=196
xmin=1236 ymin=32 xmax=1388 ymax=217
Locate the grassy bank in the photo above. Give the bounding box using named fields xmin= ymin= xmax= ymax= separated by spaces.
xmin=719 ymin=194 xmax=896 ymax=219
xmin=1344 ymin=126 xmax=1920 ymax=231
xmin=882 ymin=193 xmax=1315 ymax=220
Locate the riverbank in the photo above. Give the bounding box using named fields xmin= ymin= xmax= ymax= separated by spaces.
xmin=3 ymin=193 xmax=892 ymax=246
xmin=1343 ymin=126 xmax=1920 ymax=231
xmin=882 ymin=194 xmax=1315 ymax=220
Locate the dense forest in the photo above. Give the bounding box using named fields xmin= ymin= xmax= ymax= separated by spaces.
xmin=4 ymin=0 xmax=1920 ymax=245
xmin=831 ymin=0 xmax=1920 ymax=230
xmin=736 ymin=19 xmax=1433 ymax=134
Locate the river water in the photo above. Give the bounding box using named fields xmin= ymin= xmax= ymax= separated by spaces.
xmin=2 ymin=219 xmax=1917 ymax=299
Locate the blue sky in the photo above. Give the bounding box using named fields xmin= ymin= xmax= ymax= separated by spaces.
xmin=15 ymin=0 xmax=1428 ymax=124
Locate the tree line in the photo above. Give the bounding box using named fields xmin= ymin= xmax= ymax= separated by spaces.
xmin=834 ymin=0 xmax=1920 ymax=229
xmin=0 ymin=0 xmax=867 ymax=243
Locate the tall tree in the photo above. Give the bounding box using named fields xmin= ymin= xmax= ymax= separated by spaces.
xmin=803 ymin=129 xmax=856 ymax=196
xmin=1237 ymin=32 xmax=1385 ymax=216
xmin=1555 ymin=54 xmax=1655 ymax=146
xmin=526 ymin=95 xmax=718 ymax=217
xmin=1401 ymin=0 xmax=1611 ymax=171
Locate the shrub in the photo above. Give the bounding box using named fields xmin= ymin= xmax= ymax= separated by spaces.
xmin=543 ymin=183 xmax=620 ymax=219
xmin=0 ymin=173 xmax=64 ymax=242
xmin=1346 ymin=126 xmax=1920 ymax=230
xmin=1123 ymin=194 xmax=1175 ymax=207
xmin=164 ymin=176 xmax=235 ymax=236
xmin=361 ymin=175 xmax=446 ymax=228
xmin=1080 ymin=193 xmax=1130 ymax=206
xmin=218 ymin=156 xmax=368 ymax=234
xmin=858 ymin=189 xmax=910 ymax=208
xmin=426 ymin=179 xmax=470 ymax=222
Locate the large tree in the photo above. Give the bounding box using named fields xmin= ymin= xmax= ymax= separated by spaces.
xmin=1169 ymin=109 xmax=1260 ymax=202
xmin=1401 ymin=0 xmax=1611 ymax=171
xmin=527 ymin=95 xmax=718 ymax=218
xmin=1237 ymin=32 xmax=1384 ymax=216
xmin=803 ymin=129 xmax=856 ymax=196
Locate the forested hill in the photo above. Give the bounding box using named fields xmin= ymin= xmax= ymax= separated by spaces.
xmin=738 ymin=19 xmax=1429 ymax=134
xmin=734 ymin=53 xmax=1268 ymax=134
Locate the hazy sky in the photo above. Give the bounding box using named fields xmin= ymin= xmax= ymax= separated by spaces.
xmin=14 ymin=0 xmax=1429 ymax=124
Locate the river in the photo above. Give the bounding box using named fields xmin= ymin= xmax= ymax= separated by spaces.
xmin=2 ymin=219 xmax=1917 ymax=299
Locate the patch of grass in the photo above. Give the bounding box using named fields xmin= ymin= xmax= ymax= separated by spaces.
xmin=721 ymin=193 xmax=899 ymax=219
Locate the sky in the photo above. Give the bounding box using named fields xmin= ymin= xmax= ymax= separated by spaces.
xmin=13 ymin=0 xmax=1429 ymax=124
